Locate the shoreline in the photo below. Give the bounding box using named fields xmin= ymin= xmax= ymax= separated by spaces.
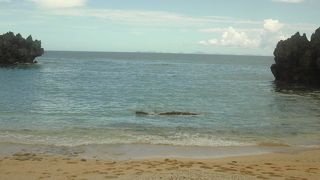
xmin=0 ymin=142 xmax=315 ymax=160
xmin=0 ymin=146 xmax=319 ymax=179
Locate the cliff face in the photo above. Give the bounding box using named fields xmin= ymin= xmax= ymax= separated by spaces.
xmin=0 ymin=32 xmax=44 ymax=66
xmin=271 ymin=27 xmax=320 ymax=86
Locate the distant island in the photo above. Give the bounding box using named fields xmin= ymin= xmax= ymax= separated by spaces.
xmin=0 ymin=32 xmax=44 ymax=66
xmin=271 ymin=27 xmax=320 ymax=86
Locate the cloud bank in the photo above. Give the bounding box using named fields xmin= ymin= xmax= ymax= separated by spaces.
xmin=29 ymin=0 xmax=86 ymax=8
xmin=199 ymin=27 xmax=260 ymax=48
xmin=272 ymin=0 xmax=304 ymax=3
xmin=263 ymin=19 xmax=283 ymax=33
xmin=199 ymin=19 xmax=287 ymax=48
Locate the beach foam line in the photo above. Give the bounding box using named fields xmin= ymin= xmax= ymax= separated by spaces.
xmin=258 ymin=142 xmax=290 ymax=147
xmin=0 ymin=131 xmax=255 ymax=147
xmin=3 ymin=129 xmax=318 ymax=148
xmin=0 ymin=142 xmax=298 ymax=160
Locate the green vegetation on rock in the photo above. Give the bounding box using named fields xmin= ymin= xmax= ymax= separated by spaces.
xmin=0 ymin=32 xmax=44 ymax=66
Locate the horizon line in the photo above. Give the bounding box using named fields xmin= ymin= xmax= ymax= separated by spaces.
xmin=44 ymin=50 xmax=273 ymax=57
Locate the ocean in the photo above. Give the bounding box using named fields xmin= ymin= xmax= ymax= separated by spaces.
xmin=0 ymin=51 xmax=320 ymax=151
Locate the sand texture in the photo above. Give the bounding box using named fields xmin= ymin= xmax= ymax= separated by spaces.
xmin=0 ymin=148 xmax=319 ymax=180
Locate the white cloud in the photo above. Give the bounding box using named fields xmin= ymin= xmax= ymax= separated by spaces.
xmin=259 ymin=30 xmax=287 ymax=48
xmin=199 ymin=27 xmax=263 ymax=33
xmin=198 ymin=27 xmax=260 ymax=48
xmin=198 ymin=28 xmax=227 ymax=33
xmin=263 ymin=19 xmax=283 ymax=33
xmin=41 ymin=8 xmax=262 ymax=27
xmin=29 ymin=0 xmax=86 ymax=8
xmin=199 ymin=19 xmax=287 ymax=49
xmin=48 ymin=9 xmax=201 ymax=25
xmin=272 ymin=0 xmax=304 ymax=3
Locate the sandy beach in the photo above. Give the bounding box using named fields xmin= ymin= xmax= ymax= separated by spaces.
xmin=0 ymin=148 xmax=319 ymax=180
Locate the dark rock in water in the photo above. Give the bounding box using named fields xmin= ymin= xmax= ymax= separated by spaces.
xmin=135 ymin=111 xmax=198 ymax=116
xmin=0 ymin=32 xmax=44 ymax=66
xmin=158 ymin=111 xmax=198 ymax=116
xmin=135 ymin=111 xmax=149 ymax=115
xmin=271 ymin=27 xmax=320 ymax=86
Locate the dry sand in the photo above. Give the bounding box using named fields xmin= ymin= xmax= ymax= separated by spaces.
xmin=0 ymin=148 xmax=319 ymax=180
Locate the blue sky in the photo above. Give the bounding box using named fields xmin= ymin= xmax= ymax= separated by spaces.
xmin=0 ymin=0 xmax=319 ymax=55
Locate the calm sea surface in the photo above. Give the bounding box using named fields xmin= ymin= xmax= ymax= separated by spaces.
xmin=0 ymin=51 xmax=320 ymax=147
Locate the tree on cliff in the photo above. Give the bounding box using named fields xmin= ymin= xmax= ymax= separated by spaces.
xmin=271 ymin=27 xmax=320 ymax=86
xmin=0 ymin=32 xmax=44 ymax=65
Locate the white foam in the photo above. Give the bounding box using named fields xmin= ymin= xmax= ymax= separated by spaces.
xmin=0 ymin=131 xmax=254 ymax=147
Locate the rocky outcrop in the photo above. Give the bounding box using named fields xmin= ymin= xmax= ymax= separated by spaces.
xmin=0 ymin=32 xmax=44 ymax=66
xmin=135 ymin=111 xmax=198 ymax=116
xmin=135 ymin=111 xmax=150 ymax=115
xmin=271 ymin=27 xmax=320 ymax=86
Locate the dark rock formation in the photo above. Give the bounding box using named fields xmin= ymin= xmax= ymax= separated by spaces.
xmin=271 ymin=27 xmax=320 ymax=86
xmin=135 ymin=111 xmax=198 ymax=116
xmin=0 ymin=32 xmax=44 ymax=66
xmin=135 ymin=111 xmax=149 ymax=115
xmin=158 ymin=111 xmax=198 ymax=116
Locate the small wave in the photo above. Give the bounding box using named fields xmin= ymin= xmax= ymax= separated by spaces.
xmin=257 ymin=142 xmax=290 ymax=147
xmin=0 ymin=131 xmax=254 ymax=147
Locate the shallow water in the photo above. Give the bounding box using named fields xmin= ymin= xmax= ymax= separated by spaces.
xmin=0 ymin=51 xmax=320 ymax=147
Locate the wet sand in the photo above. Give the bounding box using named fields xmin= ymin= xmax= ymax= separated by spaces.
xmin=0 ymin=148 xmax=319 ymax=179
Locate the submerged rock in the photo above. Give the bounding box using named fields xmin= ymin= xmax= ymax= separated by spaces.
xmin=135 ymin=111 xmax=149 ymax=115
xmin=135 ymin=111 xmax=198 ymax=116
xmin=158 ymin=111 xmax=198 ymax=116
xmin=271 ymin=27 xmax=320 ymax=86
xmin=0 ymin=32 xmax=44 ymax=66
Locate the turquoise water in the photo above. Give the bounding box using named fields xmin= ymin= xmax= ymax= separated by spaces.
xmin=0 ymin=51 xmax=320 ymax=147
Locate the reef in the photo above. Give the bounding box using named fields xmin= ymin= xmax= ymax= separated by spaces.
xmin=0 ymin=32 xmax=44 ymax=66
xmin=271 ymin=27 xmax=320 ymax=86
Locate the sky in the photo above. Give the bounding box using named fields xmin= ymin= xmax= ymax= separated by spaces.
xmin=0 ymin=0 xmax=319 ymax=55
